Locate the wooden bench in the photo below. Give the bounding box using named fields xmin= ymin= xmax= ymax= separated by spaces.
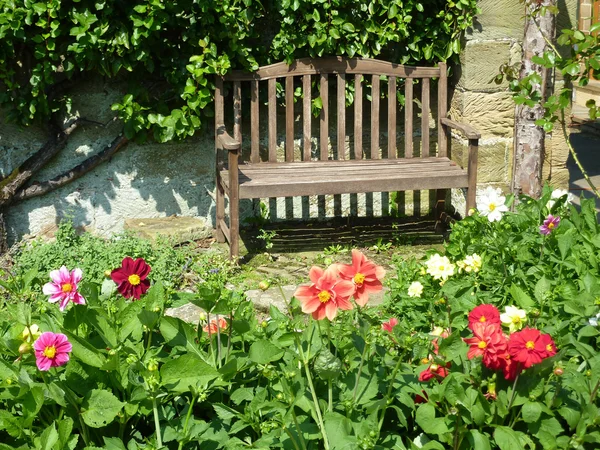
xmin=215 ymin=57 xmax=480 ymax=260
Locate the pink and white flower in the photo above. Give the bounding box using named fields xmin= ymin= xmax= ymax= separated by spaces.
xmin=42 ymin=266 xmax=86 ymax=311
xmin=539 ymin=215 xmax=560 ymax=235
xmin=33 ymin=332 xmax=72 ymax=371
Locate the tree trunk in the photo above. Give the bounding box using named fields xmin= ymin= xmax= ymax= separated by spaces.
xmin=511 ymin=0 xmax=557 ymax=198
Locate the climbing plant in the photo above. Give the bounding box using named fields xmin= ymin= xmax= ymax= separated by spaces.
xmin=0 ymin=0 xmax=478 ymax=250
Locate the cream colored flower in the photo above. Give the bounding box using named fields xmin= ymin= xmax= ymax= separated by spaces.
xmin=546 ymin=189 xmax=575 ymax=210
xmin=407 ymin=281 xmax=424 ymax=298
xmin=477 ymin=186 xmax=508 ymax=222
xmin=464 ymin=254 xmax=482 ymax=273
xmin=425 ymin=254 xmax=455 ymax=281
xmin=500 ymin=306 xmax=527 ymax=333
xmin=22 ymin=324 xmax=41 ymax=343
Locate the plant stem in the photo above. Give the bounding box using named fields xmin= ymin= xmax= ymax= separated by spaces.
xmin=152 ymin=397 xmax=163 ymax=448
xmin=506 ymin=372 xmax=521 ymax=411
xmin=283 ymin=425 xmax=302 ymax=450
xmin=216 ymin=314 xmax=222 ymax=368
xmin=328 ymin=379 xmax=333 ymax=413
xmin=302 ymin=358 xmax=330 ymax=450
xmin=291 ymin=409 xmax=308 ymax=450
xmin=378 ymin=357 xmax=403 ymax=431
xmin=590 ymin=378 xmax=600 ymax=403
xmin=352 ymin=341 xmax=369 ymax=403
xmin=177 ymin=394 xmax=198 ymax=450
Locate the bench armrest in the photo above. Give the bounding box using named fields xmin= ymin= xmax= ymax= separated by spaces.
xmin=440 ymin=117 xmax=481 ymax=140
xmin=217 ymin=126 xmax=241 ymax=151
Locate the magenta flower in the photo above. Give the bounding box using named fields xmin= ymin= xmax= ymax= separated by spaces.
xmin=42 ymin=266 xmax=86 ymax=311
xmin=539 ymin=215 xmax=560 ymax=235
xmin=33 ymin=332 xmax=72 ymax=371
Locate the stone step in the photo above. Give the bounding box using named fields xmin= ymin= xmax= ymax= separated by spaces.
xmin=124 ymin=216 xmax=212 ymax=245
xmin=574 ymin=81 xmax=600 ymax=108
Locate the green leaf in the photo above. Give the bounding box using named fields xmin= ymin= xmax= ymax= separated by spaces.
xmin=522 ymin=401 xmax=542 ymax=423
xmin=39 ymin=423 xmax=59 ymax=450
xmin=415 ymin=403 xmax=449 ymax=435
xmin=509 ymin=284 xmax=535 ymax=309
xmin=248 ymin=340 xmax=284 ymax=365
xmin=63 ymin=331 xmax=106 ymax=368
xmin=160 ymin=353 xmax=219 ymax=392
xmin=438 ymin=331 xmax=468 ymax=360
xmin=81 ymin=389 xmax=124 ymax=428
xmin=493 ymin=426 xmax=523 ymax=450
xmin=314 ymin=347 xmax=342 ymax=381
xmin=466 ymin=430 xmax=491 ymax=450
xmin=342 ymin=23 xmax=355 ymax=33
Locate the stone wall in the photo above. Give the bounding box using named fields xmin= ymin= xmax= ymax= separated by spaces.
xmin=0 ymin=0 xmax=579 ymax=244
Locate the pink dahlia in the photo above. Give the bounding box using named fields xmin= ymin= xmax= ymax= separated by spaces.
xmin=111 ymin=257 xmax=151 ymax=300
xmin=336 ymin=250 xmax=386 ymax=306
xmin=382 ymin=318 xmax=398 ymax=333
xmin=42 ymin=266 xmax=86 ymax=311
xmin=33 ymin=332 xmax=72 ymax=371
xmin=294 ymin=266 xmax=355 ymax=320
xmin=539 ymin=215 xmax=560 ymax=235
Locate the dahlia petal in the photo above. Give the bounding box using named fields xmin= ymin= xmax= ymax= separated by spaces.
xmin=139 ymin=279 xmax=151 ymax=295
xmin=336 ymin=296 xmax=354 ymax=311
xmin=301 ymin=297 xmax=322 ymax=314
xmin=122 ymin=257 xmax=135 ymax=273
xmin=42 ymin=282 xmax=61 ymax=295
xmin=58 ymin=296 xmax=70 ymax=311
xmin=110 ymin=268 xmax=129 ymax=284
xmin=36 ymin=357 xmax=52 ymax=371
xmin=308 ymin=266 xmax=325 ymax=285
xmin=71 ymin=268 xmax=83 ymax=284
xmin=318 ymin=267 xmax=340 ymax=291
xmin=134 ymin=258 xmax=151 ymax=279
xmin=333 ymin=280 xmax=356 ymax=299
xmin=325 ymin=301 xmax=338 ymax=321
xmin=49 ymin=269 xmax=63 ymax=284
xmin=294 ymin=285 xmax=317 ymax=303
xmin=363 ymin=279 xmax=383 ymax=293
xmin=313 ymin=306 xmax=327 ymax=321
xmin=351 ymin=249 xmax=367 ymax=271
xmin=58 ymin=266 xmax=71 ymax=282
xmin=72 ymin=292 xmax=86 ymax=305
xmin=353 ymin=289 xmax=369 ymax=307
xmin=53 ymin=353 xmax=70 ymax=367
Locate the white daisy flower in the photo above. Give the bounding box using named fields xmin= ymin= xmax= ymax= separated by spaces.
xmin=477 ymin=186 xmax=509 ymax=222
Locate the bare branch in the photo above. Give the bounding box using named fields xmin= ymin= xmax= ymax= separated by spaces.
xmin=0 ymin=119 xmax=81 ymax=207
xmin=13 ymin=133 xmax=129 ymax=203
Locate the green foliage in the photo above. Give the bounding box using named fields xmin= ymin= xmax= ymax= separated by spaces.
xmin=14 ymin=220 xmax=192 ymax=287
xmin=0 ymin=0 xmax=478 ymax=141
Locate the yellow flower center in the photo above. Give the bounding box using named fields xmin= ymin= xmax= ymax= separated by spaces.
xmin=128 ymin=274 xmax=141 ymax=286
xmin=421 ymin=358 xmax=430 ymax=365
xmin=353 ymin=273 xmax=365 ymax=285
xmin=546 ymin=344 xmax=553 ymax=352
xmin=479 ymin=316 xmax=487 ymax=322
xmin=438 ymin=265 xmax=446 ymax=272
xmin=61 ymin=283 xmax=72 ymax=293
xmin=318 ymin=290 xmax=331 ymax=303
xmin=430 ymin=364 xmax=439 ymax=371
xmin=548 ymin=222 xmax=555 ymax=229
xmin=478 ymin=341 xmax=487 ymax=349
xmin=512 ymin=316 xmax=521 ymax=324
xmin=489 ymin=203 xmax=496 ymax=211
xmin=526 ymin=341 xmax=535 ymax=350
xmin=43 ymin=346 xmax=57 ymax=359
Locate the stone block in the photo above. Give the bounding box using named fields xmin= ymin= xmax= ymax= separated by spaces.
xmin=465 ymin=0 xmax=526 ymax=41
xmin=450 ymin=90 xmax=515 ymax=138
xmin=450 ymin=137 xmax=511 ymax=185
xmin=457 ymin=40 xmax=519 ymax=91
xmin=124 ymin=216 xmax=212 ymax=244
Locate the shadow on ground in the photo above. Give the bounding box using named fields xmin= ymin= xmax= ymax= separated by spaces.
xmin=568 ymin=130 xmax=600 ymax=210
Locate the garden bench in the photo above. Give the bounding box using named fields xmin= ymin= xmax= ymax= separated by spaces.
xmin=215 ymin=57 xmax=480 ymax=259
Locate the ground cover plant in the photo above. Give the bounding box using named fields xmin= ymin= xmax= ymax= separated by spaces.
xmin=0 ymin=187 xmax=599 ymax=449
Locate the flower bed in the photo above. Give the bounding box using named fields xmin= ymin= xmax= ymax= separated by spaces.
xmin=1 ymin=187 xmax=599 ymax=449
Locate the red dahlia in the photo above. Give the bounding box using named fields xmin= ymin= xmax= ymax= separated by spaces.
xmin=539 ymin=333 xmax=557 ymax=358
xmin=497 ymin=352 xmax=522 ymax=381
xmin=418 ymin=362 xmax=451 ymax=382
xmin=111 ymin=257 xmax=151 ymax=300
xmin=468 ymin=304 xmax=501 ymax=331
xmin=508 ymin=328 xmax=547 ymax=369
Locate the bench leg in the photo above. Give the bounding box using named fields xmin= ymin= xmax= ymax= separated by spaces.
xmin=435 ymin=189 xmax=446 ymax=233
xmin=229 ymin=194 xmax=239 ymax=261
xmin=466 ymin=138 xmax=478 ymax=213
xmin=216 ymin=171 xmax=225 ymax=243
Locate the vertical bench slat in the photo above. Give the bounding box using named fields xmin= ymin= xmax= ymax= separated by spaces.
xmin=354 ymin=74 xmax=362 ymax=159
xmin=438 ymin=62 xmax=448 ymax=158
xmin=421 ymin=78 xmax=430 ymax=157
xmin=320 ymin=74 xmax=329 ymax=160
xmin=371 ymin=75 xmax=380 ymax=159
xmin=215 ymin=77 xmax=224 ymax=126
xmin=285 ymin=76 xmax=294 ymax=162
xmin=337 ymin=74 xmax=346 ymax=160
xmin=233 ymin=81 xmax=242 ymax=145
xmin=250 ymin=79 xmax=259 ymax=163
xmin=388 ymin=76 xmax=396 ymax=159
xmin=268 ymin=78 xmax=277 ymax=162
xmin=214 ymin=77 xmax=225 ymax=243
xmin=404 ymin=78 xmax=414 ymax=158
xmin=303 ymin=75 xmax=311 ymax=161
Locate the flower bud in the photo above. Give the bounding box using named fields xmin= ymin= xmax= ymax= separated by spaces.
xmin=199 ymin=312 xmax=207 ymax=321
xmin=258 ymin=281 xmax=270 ymax=291
xmin=553 ymin=367 xmax=564 ymax=376
xmin=18 ymin=342 xmax=31 ymax=354
xmin=586 ymin=369 xmax=592 ymax=377
xmin=147 ymin=360 xmax=159 ymax=372
xmin=104 ymin=269 xmax=112 ymax=278
xmin=261 ymin=320 xmax=268 ymax=329
xmin=468 ymin=208 xmax=476 ymax=216
xmin=152 ymin=306 xmax=161 ymax=313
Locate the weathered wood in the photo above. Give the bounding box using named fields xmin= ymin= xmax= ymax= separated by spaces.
xmin=438 ymin=62 xmax=448 ymax=158
xmin=285 ymin=76 xmax=294 ymax=162
xmin=371 ymin=75 xmax=380 ymax=159
xmin=421 ymin=78 xmax=430 ymax=157
xmin=268 ymin=78 xmax=277 ymax=162
xmin=303 ymin=75 xmax=311 ymax=161
xmin=215 ymin=58 xmax=479 ymax=260
xmin=224 ymin=57 xmax=441 ymax=81
xmin=354 ymin=74 xmax=363 ymax=160
xmin=440 ymin=117 xmax=481 ymax=139
xmin=337 ymin=74 xmax=346 ymax=160
xmin=405 ymin=78 xmax=414 ymax=158
xmin=250 ymin=80 xmax=259 ymax=163
xmin=320 ymin=74 xmax=329 ymax=160
xmin=388 ymin=77 xmax=396 ymax=159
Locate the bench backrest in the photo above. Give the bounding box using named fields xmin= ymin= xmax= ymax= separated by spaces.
xmin=215 ymin=57 xmax=448 ymax=164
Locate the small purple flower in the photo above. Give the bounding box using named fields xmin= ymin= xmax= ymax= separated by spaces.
xmin=540 ymin=215 xmax=560 ymax=235
xmin=209 ymin=268 xmax=220 ymax=274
